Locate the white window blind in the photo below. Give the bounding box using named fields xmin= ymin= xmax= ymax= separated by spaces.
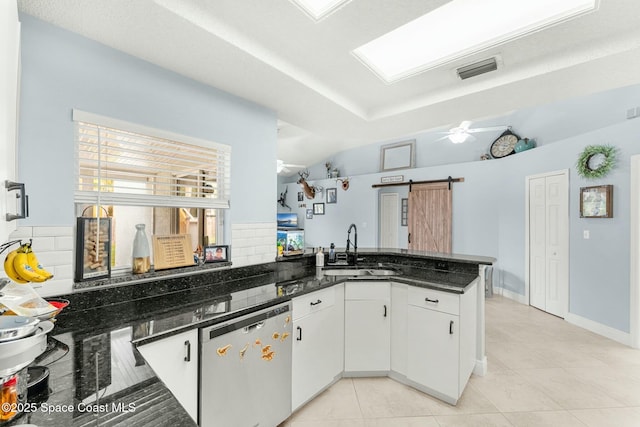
xmin=73 ymin=110 xmax=231 ymax=209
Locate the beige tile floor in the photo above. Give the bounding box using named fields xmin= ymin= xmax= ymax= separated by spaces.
xmin=281 ymin=295 xmax=640 ymax=427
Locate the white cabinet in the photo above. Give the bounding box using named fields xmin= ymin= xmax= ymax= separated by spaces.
xmin=344 ymin=282 xmax=390 ymax=373
xmin=292 ymin=284 xmax=344 ymax=411
xmin=136 ymin=329 xmax=199 ymax=422
xmin=0 ymin=0 xmax=20 ymax=243
xmin=406 ymin=282 xmax=477 ymax=404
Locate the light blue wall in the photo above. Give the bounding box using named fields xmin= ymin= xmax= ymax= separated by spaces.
xmin=18 ymin=15 xmax=277 ymax=232
xmin=280 ymin=117 xmax=640 ymax=333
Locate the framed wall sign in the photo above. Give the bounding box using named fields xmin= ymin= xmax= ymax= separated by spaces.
xmin=313 ymin=203 xmax=325 ymax=215
xmin=152 ymin=234 xmax=194 ymax=270
xmin=580 ymin=185 xmax=613 ymax=218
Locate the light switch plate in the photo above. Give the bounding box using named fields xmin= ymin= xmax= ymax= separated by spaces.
xmin=583 ymin=230 xmax=590 ymax=239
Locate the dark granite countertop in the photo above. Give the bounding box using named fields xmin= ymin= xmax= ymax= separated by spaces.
xmin=2 ymin=251 xmax=485 ymax=427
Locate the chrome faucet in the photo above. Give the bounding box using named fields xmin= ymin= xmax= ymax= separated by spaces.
xmin=346 ymin=223 xmax=358 ymax=265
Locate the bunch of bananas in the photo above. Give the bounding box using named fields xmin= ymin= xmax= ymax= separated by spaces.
xmin=3 ymin=243 xmax=54 ymax=284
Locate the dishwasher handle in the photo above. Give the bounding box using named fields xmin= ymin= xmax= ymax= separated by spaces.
xmin=206 ymin=303 xmax=290 ymax=340
xmin=243 ymin=321 xmax=265 ymax=334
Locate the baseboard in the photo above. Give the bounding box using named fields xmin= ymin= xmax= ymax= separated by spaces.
xmin=495 ymin=287 xmax=527 ymax=304
xmin=565 ymin=312 xmax=631 ymax=346
xmin=474 ymin=356 xmax=487 ymax=377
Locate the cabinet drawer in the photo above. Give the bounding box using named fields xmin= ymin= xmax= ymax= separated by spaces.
xmin=293 ymin=287 xmax=335 ymax=320
xmin=345 ymin=282 xmax=390 ymax=300
xmin=407 ymin=286 xmax=459 ymax=315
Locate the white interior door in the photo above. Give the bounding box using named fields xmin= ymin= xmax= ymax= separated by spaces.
xmin=544 ymin=174 xmax=569 ymax=317
xmin=529 ymin=177 xmax=547 ymax=311
xmin=527 ymin=171 xmax=569 ymax=318
xmin=379 ymin=193 xmax=399 ymax=248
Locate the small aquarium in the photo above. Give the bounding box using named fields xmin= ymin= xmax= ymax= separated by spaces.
xmin=277 ymin=228 xmax=304 ymax=256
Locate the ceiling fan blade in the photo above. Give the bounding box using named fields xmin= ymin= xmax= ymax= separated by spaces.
xmin=436 ymin=135 xmax=452 ymax=141
xmin=466 ymin=125 xmax=507 ymax=133
xmin=459 ymin=120 xmax=473 ymax=130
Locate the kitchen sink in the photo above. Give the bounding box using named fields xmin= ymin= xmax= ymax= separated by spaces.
xmin=322 ymin=268 xmax=399 ymax=277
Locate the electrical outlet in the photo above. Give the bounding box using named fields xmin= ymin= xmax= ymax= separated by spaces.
xmin=583 ymin=230 xmax=590 ymax=239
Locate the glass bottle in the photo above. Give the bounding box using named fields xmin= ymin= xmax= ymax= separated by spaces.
xmin=132 ymin=224 xmax=151 ymax=274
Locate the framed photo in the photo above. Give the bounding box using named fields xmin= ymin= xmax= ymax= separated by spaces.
xmin=580 ymin=185 xmax=613 ymax=218
xmin=204 ymin=245 xmax=230 ymax=263
xmin=326 ymin=187 xmax=337 ymax=204
xmin=401 ymin=198 xmax=408 ymax=226
xmin=313 ymin=203 xmax=325 ymax=215
xmin=306 ymin=209 xmax=313 ymax=219
xmin=297 ymin=191 xmax=304 ymax=202
xmin=75 ymin=217 xmax=111 ymax=281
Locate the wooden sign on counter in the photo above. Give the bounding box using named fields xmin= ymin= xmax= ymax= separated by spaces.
xmin=152 ymin=234 xmax=194 ymax=270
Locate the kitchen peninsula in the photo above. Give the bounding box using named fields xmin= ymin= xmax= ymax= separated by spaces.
xmin=4 ymin=249 xmax=493 ymax=427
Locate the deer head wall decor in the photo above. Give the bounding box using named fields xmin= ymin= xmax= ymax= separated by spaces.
xmin=337 ymin=177 xmax=350 ymax=191
xmin=297 ymin=170 xmax=321 ymax=200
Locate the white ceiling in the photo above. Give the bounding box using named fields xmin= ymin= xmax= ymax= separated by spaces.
xmin=17 ymin=0 xmax=640 ymax=170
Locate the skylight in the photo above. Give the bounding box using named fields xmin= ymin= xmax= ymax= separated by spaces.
xmin=353 ymin=0 xmax=598 ymax=83
xmin=291 ymin=0 xmax=351 ymax=21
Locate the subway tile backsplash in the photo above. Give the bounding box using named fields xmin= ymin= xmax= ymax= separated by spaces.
xmin=231 ymin=222 xmax=277 ymax=267
xmin=7 ymin=226 xmax=74 ymax=297
xmin=3 ymin=223 xmax=279 ymax=297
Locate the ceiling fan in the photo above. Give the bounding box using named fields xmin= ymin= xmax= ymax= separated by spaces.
xmin=277 ymin=159 xmax=306 ymax=174
xmin=437 ymin=121 xmax=508 ymax=144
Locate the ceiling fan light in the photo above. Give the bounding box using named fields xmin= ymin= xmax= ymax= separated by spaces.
xmin=276 ymin=159 xmax=284 ymax=173
xmin=449 ymin=132 xmax=469 ymax=144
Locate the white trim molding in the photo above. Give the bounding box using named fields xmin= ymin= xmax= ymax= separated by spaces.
xmin=630 ymin=155 xmax=640 ymax=348
xmin=496 ymin=287 xmax=528 ymax=304
xmin=565 ymin=312 xmax=631 ymax=347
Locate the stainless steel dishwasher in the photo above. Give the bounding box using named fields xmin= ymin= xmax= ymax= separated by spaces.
xmin=200 ymin=302 xmax=293 ymax=427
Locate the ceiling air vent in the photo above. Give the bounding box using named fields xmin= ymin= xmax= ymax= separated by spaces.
xmin=456 ymin=57 xmax=498 ymax=80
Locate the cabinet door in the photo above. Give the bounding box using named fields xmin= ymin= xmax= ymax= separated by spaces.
xmin=292 ymin=308 xmax=333 ymax=410
xmin=292 ymin=285 xmax=343 ymax=411
xmin=344 ymin=299 xmax=390 ymax=372
xmin=137 ymin=329 xmax=198 ymax=422
xmin=0 ymin=0 xmax=20 ymax=242
xmin=407 ymin=305 xmax=458 ymax=400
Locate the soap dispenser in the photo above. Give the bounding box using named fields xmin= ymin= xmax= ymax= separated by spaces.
xmin=328 ymin=243 xmax=336 ymax=264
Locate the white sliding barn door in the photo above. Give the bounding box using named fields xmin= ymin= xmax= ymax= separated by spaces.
xmin=527 ymin=171 xmax=569 ymax=318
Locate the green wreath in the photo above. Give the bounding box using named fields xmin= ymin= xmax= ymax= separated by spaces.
xmin=576 ymin=145 xmax=616 ymax=179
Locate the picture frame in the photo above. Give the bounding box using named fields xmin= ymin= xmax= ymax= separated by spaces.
xmin=401 ymin=198 xmax=408 ymax=226
xmin=580 ymin=185 xmax=613 ymax=218
xmin=75 ymin=217 xmax=111 ymax=281
xmin=326 ymin=187 xmax=337 ymax=204
xmin=204 ymin=245 xmax=230 ymax=263
xmin=313 ymin=203 xmax=325 ymax=215
xmin=380 ymin=140 xmax=416 ymax=172
xmin=306 ymin=209 xmax=313 ymax=219
xmin=297 ymin=191 xmax=304 ymax=202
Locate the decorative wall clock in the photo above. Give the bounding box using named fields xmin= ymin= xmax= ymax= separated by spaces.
xmin=489 ymin=129 xmax=520 ymax=158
